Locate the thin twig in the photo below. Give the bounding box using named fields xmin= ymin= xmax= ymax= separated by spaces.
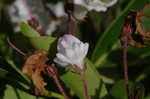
xmin=46 ymin=67 xmax=70 ymax=99
xmin=53 ymin=75 xmax=70 ymax=99
xmin=64 ymin=0 xmax=76 ymax=35
xmin=134 ymin=88 xmax=141 ymax=99
xmin=80 ymin=69 xmax=91 ymax=99
xmin=67 ymin=13 xmax=76 ymax=35
xmin=122 ymin=37 xmax=132 ymax=99
xmin=6 ymin=36 xmax=26 ymax=56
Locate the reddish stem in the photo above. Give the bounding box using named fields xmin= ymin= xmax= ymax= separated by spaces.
xmin=67 ymin=14 xmax=76 ymax=35
xmin=6 ymin=36 xmax=26 ymax=56
xmin=80 ymin=71 xmax=91 ymax=99
xmin=64 ymin=1 xmax=76 ymax=35
xmin=52 ymin=75 xmax=70 ymax=99
xmin=46 ymin=67 xmax=70 ymax=99
xmin=122 ymin=37 xmax=132 ymax=99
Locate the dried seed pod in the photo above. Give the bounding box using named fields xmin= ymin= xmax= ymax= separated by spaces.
xmin=22 ymin=50 xmax=48 ymax=95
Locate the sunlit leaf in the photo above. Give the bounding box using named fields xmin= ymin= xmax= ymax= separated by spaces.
xmin=20 ymin=22 xmax=40 ymax=38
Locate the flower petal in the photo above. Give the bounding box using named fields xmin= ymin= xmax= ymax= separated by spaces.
xmin=54 ymin=34 xmax=89 ymax=69
xmin=54 ymin=58 xmax=69 ymax=66
xmin=56 ymin=53 xmax=71 ymax=64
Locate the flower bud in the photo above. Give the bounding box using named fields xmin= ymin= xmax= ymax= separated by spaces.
xmin=54 ymin=34 xmax=89 ymax=69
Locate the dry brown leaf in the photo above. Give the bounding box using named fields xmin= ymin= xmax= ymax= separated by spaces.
xmin=22 ymin=50 xmax=48 ymax=95
xmin=122 ymin=4 xmax=150 ymax=48
xmin=136 ymin=4 xmax=150 ymax=40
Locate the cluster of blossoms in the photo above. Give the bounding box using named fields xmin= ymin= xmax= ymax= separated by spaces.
xmin=47 ymin=0 xmax=117 ymax=21
xmin=16 ymin=0 xmax=118 ymax=97
xmin=7 ymin=0 xmax=117 ymax=34
xmin=52 ymin=0 xmax=117 ymax=69
xmin=7 ymin=0 xmax=50 ymax=32
xmin=8 ymin=0 xmax=117 ymax=71
xmin=74 ymin=0 xmax=117 ymax=12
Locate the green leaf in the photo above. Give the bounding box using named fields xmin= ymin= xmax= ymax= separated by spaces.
xmin=110 ymin=80 xmax=128 ymax=99
xmin=141 ymin=18 xmax=150 ymax=32
xmin=31 ymin=42 xmax=107 ymax=98
xmin=110 ymin=80 xmax=134 ymax=99
xmin=144 ymin=4 xmax=150 ymax=15
xmin=20 ymin=22 xmax=40 ymax=38
xmin=43 ymin=91 xmax=64 ymax=99
xmin=20 ymin=23 xmax=57 ymax=51
xmin=91 ymin=0 xmax=147 ymax=67
xmin=0 ymin=34 xmax=12 ymax=57
xmin=6 ymin=59 xmax=31 ymax=84
xmin=29 ymin=36 xmax=56 ymax=50
xmin=0 ymin=67 xmax=30 ymax=90
xmin=0 ymin=68 xmax=8 ymax=78
xmin=21 ymin=33 xmax=108 ymax=98
xmin=2 ymin=84 xmax=64 ymax=99
xmin=61 ymin=59 xmax=107 ymax=99
xmin=110 ymin=81 xmax=145 ymax=99
xmin=144 ymin=94 xmax=150 ymax=99
xmin=137 ymin=85 xmax=145 ymax=99
xmin=3 ymin=84 xmax=43 ymax=99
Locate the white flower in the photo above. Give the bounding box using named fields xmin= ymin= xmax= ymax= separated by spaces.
xmin=74 ymin=5 xmax=88 ymax=20
xmin=47 ymin=2 xmax=88 ymax=20
xmin=46 ymin=21 xmax=59 ymax=35
xmin=48 ymin=2 xmax=66 ymax=18
xmin=54 ymin=34 xmax=89 ymax=69
xmin=7 ymin=0 xmax=31 ymax=32
xmin=74 ymin=0 xmax=117 ymax=12
xmin=7 ymin=0 xmax=53 ymax=34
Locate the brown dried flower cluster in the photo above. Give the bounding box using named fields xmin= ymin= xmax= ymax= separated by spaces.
xmin=136 ymin=4 xmax=150 ymax=41
xmin=22 ymin=50 xmax=48 ymax=95
xmin=121 ymin=4 xmax=150 ymax=48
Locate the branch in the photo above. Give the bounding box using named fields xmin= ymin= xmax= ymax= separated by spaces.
xmin=6 ymin=36 xmax=27 ymax=56
xmin=64 ymin=1 xmax=76 ymax=35
xmin=46 ymin=66 xmax=70 ymax=99
xmin=121 ymin=36 xmax=132 ymax=99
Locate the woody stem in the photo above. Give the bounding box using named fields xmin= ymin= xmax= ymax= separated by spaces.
xmin=53 ymin=75 xmax=70 ymax=99
xmin=6 ymin=36 xmax=26 ymax=56
xmin=67 ymin=13 xmax=76 ymax=35
xmin=64 ymin=0 xmax=76 ymax=35
xmin=80 ymin=71 xmax=91 ymax=99
xmin=122 ymin=37 xmax=132 ymax=99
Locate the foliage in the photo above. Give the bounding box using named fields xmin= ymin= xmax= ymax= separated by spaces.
xmin=1 ymin=0 xmax=150 ymax=99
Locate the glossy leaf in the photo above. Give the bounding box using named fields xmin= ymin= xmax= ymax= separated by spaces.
xmin=20 ymin=22 xmax=40 ymax=38
xmin=29 ymin=36 xmax=56 ymax=50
